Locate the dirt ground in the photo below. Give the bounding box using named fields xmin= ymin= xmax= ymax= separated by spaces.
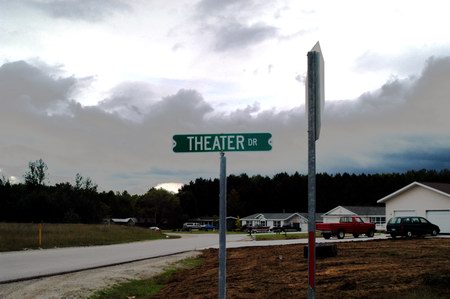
xmin=156 ymin=238 xmax=450 ymax=299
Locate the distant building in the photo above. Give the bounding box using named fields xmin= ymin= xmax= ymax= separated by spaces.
xmin=111 ymin=218 xmax=137 ymax=226
xmin=378 ymin=181 xmax=450 ymax=233
xmin=241 ymin=213 xmax=309 ymax=232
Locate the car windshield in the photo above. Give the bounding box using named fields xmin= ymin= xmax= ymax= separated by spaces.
xmin=388 ymin=217 xmax=401 ymax=224
xmin=419 ymin=218 xmax=429 ymax=224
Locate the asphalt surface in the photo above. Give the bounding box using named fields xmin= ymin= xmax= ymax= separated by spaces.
xmin=0 ymin=233 xmax=244 ymax=283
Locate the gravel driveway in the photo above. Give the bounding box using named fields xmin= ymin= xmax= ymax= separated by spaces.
xmin=0 ymin=251 xmax=200 ymax=299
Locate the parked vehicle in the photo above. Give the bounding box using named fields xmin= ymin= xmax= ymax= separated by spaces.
xmin=182 ymin=222 xmax=202 ymax=231
xmin=271 ymin=225 xmax=301 ymax=233
xmin=200 ymin=224 xmax=216 ymax=231
xmin=316 ymin=216 xmax=376 ymax=239
xmin=247 ymin=226 xmax=271 ymax=233
xmin=386 ymin=216 xmax=440 ymax=239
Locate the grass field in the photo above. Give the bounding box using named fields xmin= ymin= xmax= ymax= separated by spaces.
xmin=0 ymin=223 xmax=174 ymax=252
xmin=89 ymin=257 xmax=203 ymax=299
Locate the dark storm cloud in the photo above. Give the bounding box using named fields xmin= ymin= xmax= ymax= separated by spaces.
xmin=0 ymin=60 xmax=78 ymax=111
xmin=197 ymin=0 xmax=265 ymax=14
xmin=383 ymin=144 xmax=450 ymax=172
xmin=29 ymin=0 xmax=130 ymax=22
xmin=195 ymin=0 xmax=279 ymax=52
xmin=98 ymin=82 xmax=159 ymax=121
xmin=1 ymin=56 xmax=450 ymax=194
xmin=212 ymin=21 xmax=278 ymax=52
xmin=318 ymin=56 xmax=450 ymax=173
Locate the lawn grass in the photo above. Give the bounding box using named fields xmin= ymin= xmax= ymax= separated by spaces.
xmin=89 ymin=256 xmax=203 ymax=299
xmin=253 ymin=232 xmax=387 ymax=241
xmin=0 ymin=223 xmax=176 ymax=252
xmin=253 ymin=232 xmax=306 ymax=240
xmin=252 ymin=232 xmax=320 ymax=241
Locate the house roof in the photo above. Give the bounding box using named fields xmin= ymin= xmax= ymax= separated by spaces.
xmin=241 ymin=212 xmax=325 ymax=222
xmin=343 ymin=206 xmax=385 ymax=216
xmin=420 ymin=182 xmax=450 ymax=194
xmin=322 ymin=206 xmax=385 ymax=216
xmin=111 ymin=218 xmax=136 ymax=223
xmin=377 ymin=181 xmax=450 ymax=203
xmin=298 ymin=213 xmax=324 ymax=222
xmin=241 ymin=212 xmax=305 ymax=221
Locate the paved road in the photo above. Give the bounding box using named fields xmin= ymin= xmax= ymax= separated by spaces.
xmin=0 ymin=233 xmax=246 ymax=283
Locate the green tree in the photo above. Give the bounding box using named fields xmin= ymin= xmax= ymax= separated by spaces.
xmin=234 ymin=216 xmax=242 ymax=232
xmin=0 ymin=175 xmax=9 ymax=186
xmin=24 ymin=159 xmax=48 ymax=186
xmin=137 ymin=188 xmax=181 ymax=228
xmin=75 ymin=173 xmax=98 ymax=192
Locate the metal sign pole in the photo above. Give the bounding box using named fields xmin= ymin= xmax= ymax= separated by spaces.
xmin=307 ymin=50 xmax=318 ymax=299
xmin=219 ymin=152 xmax=227 ymax=299
xmin=172 ymin=133 xmax=271 ymax=299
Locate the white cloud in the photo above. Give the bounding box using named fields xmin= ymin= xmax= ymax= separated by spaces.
xmin=155 ymin=182 xmax=183 ymax=193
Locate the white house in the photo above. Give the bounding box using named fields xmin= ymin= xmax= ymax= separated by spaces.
xmin=111 ymin=218 xmax=137 ymax=226
xmin=321 ymin=206 xmax=386 ymax=230
xmin=377 ymin=182 xmax=450 ymax=233
xmin=241 ymin=213 xmax=309 ymax=232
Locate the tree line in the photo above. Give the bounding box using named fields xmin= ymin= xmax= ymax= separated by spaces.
xmin=2 ymin=159 xmax=450 ymax=228
xmin=178 ymin=169 xmax=450 ymax=219
xmin=0 ymin=159 xmax=182 ymax=227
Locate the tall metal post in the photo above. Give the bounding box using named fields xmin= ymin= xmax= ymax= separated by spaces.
xmin=219 ymin=152 xmax=227 ymax=299
xmin=307 ymin=50 xmax=318 ymax=299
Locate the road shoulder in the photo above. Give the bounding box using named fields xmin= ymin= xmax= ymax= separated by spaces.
xmin=0 ymin=251 xmax=200 ymax=299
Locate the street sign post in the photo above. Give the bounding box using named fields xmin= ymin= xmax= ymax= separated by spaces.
xmin=306 ymin=41 xmax=324 ymax=299
xmin=218 ymin=152 xmax=227 ymax=299
xmin=172 ymin=132 xmax=272 ymax=299
xmin=173 ymin=133 xmax=272 ymax=153
xmin=306 ymin=42 xmax=324 ymax=141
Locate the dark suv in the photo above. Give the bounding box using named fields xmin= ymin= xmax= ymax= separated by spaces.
xmin=386 ymin=216 xmax=440 ymax=239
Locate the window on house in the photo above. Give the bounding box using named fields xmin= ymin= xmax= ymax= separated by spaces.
xmin=273 ymin=221 xmax=281 ymax=227
xmin=370 ymin=217 xmax=386 ymax=225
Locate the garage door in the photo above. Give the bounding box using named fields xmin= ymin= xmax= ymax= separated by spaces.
xmin=427 ymin=210 xmax=450 ymax=234
xmin=394 ymin=210 xmax=416 ymax=217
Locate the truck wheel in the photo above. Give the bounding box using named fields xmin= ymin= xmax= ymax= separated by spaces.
xmin=366 ymin=230 xmax=374 ymax=238
xmin=337 ymin=230 xmax=345 ymax=239
xmin=353 ymin=234 xmax=359 ymax=238
xmin=406 ymin=231 xmax=413 ymax=238
xmin=323 ymin=233 xmax=331 ymax=239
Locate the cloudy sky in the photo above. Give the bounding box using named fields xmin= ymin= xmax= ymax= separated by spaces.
xmin=1 ymin=0 xmax=450 ymax=194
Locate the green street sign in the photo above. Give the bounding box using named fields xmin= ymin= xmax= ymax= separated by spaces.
xmin=173 ymin=133 xmax=272 ymax=153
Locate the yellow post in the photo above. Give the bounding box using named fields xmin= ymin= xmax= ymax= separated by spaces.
xmin=38 ymin=223 xmax=42 ymax=247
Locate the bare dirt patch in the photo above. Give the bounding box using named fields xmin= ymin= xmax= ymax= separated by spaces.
xmin=155 ymin=238 xmax=450 ymax=298
xmin=0 ymin=251 xmax=200 ymax=299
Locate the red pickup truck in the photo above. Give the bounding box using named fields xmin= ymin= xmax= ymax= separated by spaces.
xmin=316 ymin=216 xmax=376 ymax=239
